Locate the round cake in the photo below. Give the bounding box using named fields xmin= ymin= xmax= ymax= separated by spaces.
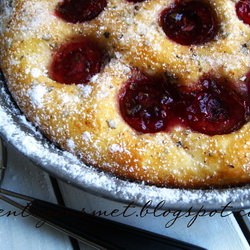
xmin=1 ymin=0 xmax=250 ymax=188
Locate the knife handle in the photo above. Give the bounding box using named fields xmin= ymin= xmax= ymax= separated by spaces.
xmin=29 ymin=199 xmax=206 ymax=250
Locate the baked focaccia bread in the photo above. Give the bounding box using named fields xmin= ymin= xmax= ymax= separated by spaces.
xmin=2 ymin=0 xmax=250 ymax=188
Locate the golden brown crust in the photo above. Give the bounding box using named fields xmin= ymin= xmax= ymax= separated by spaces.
xmin=1 ymin=0 xmax=250 ymax=188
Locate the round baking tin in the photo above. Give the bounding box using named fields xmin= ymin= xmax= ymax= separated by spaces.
xmin=1 ymin=72 xmax=250 ymax=211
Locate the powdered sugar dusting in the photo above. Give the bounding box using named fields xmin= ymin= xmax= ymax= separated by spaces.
xmin=67 ymin=139 xmax=75 ymax=152
xmin=25 ymin=67 xmax=44 ymax=78
xmin=16 ymin=1 xmax=54 ymax=33
xmin=60 ymin=92 xmax=81 ymax=106
xmin=107 ymin=119 xmax=117 ymax=129
xmin=27 ymin=84 xmax=47 ymax=108
xmin=109 ymin=144 xmax=124 ymax=153
xmin=78 ymin=84 xmax=93 ymax=98
xmin=82 ymin=131 xmax=92 ymax=142
xmin=30 ymin=68 xmax=42 ymax=78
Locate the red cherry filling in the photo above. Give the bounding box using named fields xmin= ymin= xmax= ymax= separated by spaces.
xmin=120 ymin=72 xmax=249 ymax=135
xmin=182 ymin=77 xmax=247 ymax=135
xmin=55 ymin=0 xmax=107 ymax=23
xmin=236 ymin=0 xmax=250 ymax=25
xmin=160 ymin=1 xmax=218 ymax=45
xmin=49 ymin=38 xmax=104 ymax=85
xmin=119 ymin=71 xmax=178 ymax=133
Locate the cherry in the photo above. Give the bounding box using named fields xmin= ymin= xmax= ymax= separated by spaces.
xmin=182 ymin=77 xmax=248 ymax=135
xmin=236 ymin=0 xmax=250 ymax=25
xmin=55 ymin=0 xmax=107 ymax=23
xmin=160 ymin=1 xmax=218 ymax=45
xmin=119 ymin=70 xmax=179 ymax=133
xmin=49 ymin=38 xmax=105 ymax=85
xmin=119 ymin=72 xmax=249 ymax=135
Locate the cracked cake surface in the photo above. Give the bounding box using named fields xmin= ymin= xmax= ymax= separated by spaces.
xmin=1 ymin=0 xmax=250 ymax=188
